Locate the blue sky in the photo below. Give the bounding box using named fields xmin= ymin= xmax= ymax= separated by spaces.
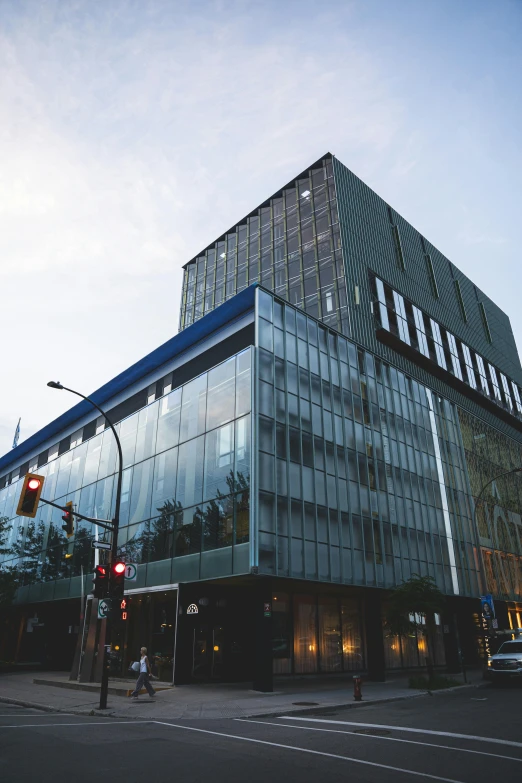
xmin=1 ymin=0 xmax=521 ymax=456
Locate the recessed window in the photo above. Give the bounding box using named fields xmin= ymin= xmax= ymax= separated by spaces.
xmin=454 ymin=280 xmax=467 ymax=322
xmin=460 ymin=344 xmax=477 ymax=389
xmin=391 ymin=225 xmax=405 ymax=270
xmin=393 ymin=291 xmax=410 ymax=345
xmin=425 ymin=254 xmax=439 ymax=298
xmin=430 ymin=319 xmax=446 ymax=369
xmin=500 ymin=373 xmax=514 ymax=411
xmin=446 ymin=332 xmax=463 ymax=381
xmin=412 ymin=306 xmax=429 ymax=357
xmin=511 ymin=382 xmax=522 ymax=414
xmin=488 ymin=364 xmax=502 ymax=401
xmin=479 ymin=302 xmax=492 ymax=343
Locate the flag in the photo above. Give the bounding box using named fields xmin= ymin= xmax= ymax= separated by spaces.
xmin=12 ymin=417 xmax=21 ymax=449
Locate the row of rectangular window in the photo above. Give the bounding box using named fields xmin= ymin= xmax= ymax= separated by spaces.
xmin=372 ymin=275 xmax=522 ymax=417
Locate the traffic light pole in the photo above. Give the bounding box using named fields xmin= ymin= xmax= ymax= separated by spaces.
xmin=47 ymin=382 xmax=123 ymax=710
xmin=38 ymin=497 xmax=115 ymax=532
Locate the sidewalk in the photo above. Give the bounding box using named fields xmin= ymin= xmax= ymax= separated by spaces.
xmin=0 ymin=669 xmax=484 ymax=720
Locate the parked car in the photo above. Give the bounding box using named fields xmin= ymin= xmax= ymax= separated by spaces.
xmin=488 ymin=640 xmax=522 ymax=684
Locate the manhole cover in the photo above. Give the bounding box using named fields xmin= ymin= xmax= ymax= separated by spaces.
xmin=292 ymin=701 xmax=320 ymax=706
xmin=353 ymin=729 xmax=391 ymax=736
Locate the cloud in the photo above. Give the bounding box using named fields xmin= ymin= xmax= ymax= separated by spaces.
xmin=0 ymin=1 xmax=405 ymax=458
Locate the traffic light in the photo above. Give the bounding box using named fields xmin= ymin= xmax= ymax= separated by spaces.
xmin=110 ymin=560 xmax=126 ymax=601
xmin=92 ymin=564 xmax=109 ymax=598
xmin=61 ymin=501 xmax=74 ymax=537
xmin=16 ymin=473 xmax=45 ymax=518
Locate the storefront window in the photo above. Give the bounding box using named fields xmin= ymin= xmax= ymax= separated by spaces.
xmin=318 ymin=596 xmax=343 ymax=672
xmin=294 ymin=594 xmax=318 ymax=673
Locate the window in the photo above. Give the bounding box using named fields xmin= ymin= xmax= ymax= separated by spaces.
xmin=392 ymin=225 xmax=406 ymax=270
xmin=430 ymin=320 xmax=446 ymax=369
xmin=454 ymin=280 xmax=467 ymax=322
xmin=446 ymin=332 xmax=463 ymax=381
xmin=412 ymin=307 xmax=429 ymax=357
xmin=479 ymin=302 xmax=492 ymax=343
xmin=375 ymin=278 xmax=389 ymax=331
xmin=460 ymin=344 xmax=477 ymax=389
xmin=488 ymin=364 xmax=502 ymax=401
xmin=511 ymin=382 xmax=522 ymax=415
xmin=425 ymin=254 xmax=439 ymax=298
xmin=500 ymin=373 xmax=513 ymax=411
xmin=475 ymin=354 xmax=490 ymax=396
xmin=393 ymin=291 xmax=410 ymax=345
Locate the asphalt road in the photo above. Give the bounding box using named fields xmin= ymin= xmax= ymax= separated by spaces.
xmin=0 ymin=685 xmax=521 ymax=783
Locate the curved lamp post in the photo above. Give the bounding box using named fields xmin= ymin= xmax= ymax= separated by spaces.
xmin=48 ymin=381 xmax=123 ymax=710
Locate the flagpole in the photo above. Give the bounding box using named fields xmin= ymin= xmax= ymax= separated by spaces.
xmin=12 ymin=417 xmax=21 ymax=449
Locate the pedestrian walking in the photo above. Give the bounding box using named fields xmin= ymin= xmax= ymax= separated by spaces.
xmin=130 ymin=647 xmax=156 ymax=699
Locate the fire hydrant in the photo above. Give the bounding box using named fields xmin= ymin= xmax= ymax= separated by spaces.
xmin=353 ymin=675 xmax=362 ymax=701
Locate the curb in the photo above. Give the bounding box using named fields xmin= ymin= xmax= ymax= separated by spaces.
xmin=0 ymin=695 xmax=118 ymax=718
xmin=245 ymin=681 xmax=484 ymax=719
xmin=0 ymin=681 xmax=485 ymax=722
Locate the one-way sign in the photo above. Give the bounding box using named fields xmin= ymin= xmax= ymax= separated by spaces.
xmin=92 ymin=541 xmax=111 ymax=550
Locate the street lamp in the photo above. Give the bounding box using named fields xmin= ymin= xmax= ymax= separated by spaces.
xmin=48 ymin=381 xmax=123 ymax=710
xmin=473 ymin=465 xmax=522 ymax=666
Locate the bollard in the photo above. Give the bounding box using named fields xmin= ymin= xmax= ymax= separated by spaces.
xmin=353 ymin=675 xmax=362 ymax=701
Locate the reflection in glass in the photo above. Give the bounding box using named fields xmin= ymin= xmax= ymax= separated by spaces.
xmin=157 ymin=388 xmax=182 ymax=453
xmin=180 ymin=374 xmax=207 ymax=443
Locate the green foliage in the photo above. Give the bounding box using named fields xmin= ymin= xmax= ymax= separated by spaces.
xmin=385 ymin=574 xmax=446 ymax=677
xmin=409 ymin=675 xmax=461 ymax=691
xmin=385 ymin=574 xmax=445 ymax=637
xmin=0 ymin=515 xmax=19 ymax=606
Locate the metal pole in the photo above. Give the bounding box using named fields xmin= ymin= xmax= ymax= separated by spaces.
xmin=47 ymin=382 xmax=123 ymax=710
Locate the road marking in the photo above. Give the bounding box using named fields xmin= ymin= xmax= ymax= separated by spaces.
xmin=235 ymin=719 xmax=522 ymax=764
xmin=0 ymin=720 xmax=152 ymax=729
xmin=153 ymin=720 xmax=466 ymax=783
xmin=277 ymin=717 xmax=522 ymax=750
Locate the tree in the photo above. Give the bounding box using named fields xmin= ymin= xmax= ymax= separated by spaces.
xmin=0 ymin=516 xmax=19 ymax=606
xmin=385 ymin=574 xmax=446 ymax=680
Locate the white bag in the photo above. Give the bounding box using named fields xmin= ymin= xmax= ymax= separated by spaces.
xmin=130 ymin=661 xmax=140 ymax=672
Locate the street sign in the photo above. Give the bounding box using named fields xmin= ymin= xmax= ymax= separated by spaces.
xmin=92 ymin=541 xmax=111 ymax=550
xmin=125 ymin=563 xmax=138 ymax=581
xmin=98 ymin=599 xmax=110 ymax=620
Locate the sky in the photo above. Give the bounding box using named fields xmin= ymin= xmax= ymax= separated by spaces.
xmin=1 ymin=0 xmax=521 ymax=458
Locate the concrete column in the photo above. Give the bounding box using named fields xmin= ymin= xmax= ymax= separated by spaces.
xmin=252 ymin=580 xmax=273 ymax=692
xmin=363 ymin=590 xmax=386 ymax=681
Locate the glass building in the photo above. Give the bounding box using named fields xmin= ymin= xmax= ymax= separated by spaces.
xmin=1 ymin=155 xmax=522 ymax=686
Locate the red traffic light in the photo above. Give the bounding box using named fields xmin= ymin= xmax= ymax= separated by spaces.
xmin=95 ymin=565 xmax=108 ymax=577
xmin=113 ymin=562 xmax=126 ymax=575
xmin=16 ymin=473 xmax=45 ymax=518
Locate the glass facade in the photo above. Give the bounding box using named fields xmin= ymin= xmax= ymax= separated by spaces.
xmin=254 ymin=287 xmax=482 ymax=598
xmin=179 ymin=157 xmax=349 ymax=336
xmin=0 ymin=350 xmax=252 ymax=596
xmin=458 ymin=409 xmax=522 ymax=601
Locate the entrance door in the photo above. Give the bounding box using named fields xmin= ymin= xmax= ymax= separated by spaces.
xmin=192 ymin=624 xmax=225 ymax=680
